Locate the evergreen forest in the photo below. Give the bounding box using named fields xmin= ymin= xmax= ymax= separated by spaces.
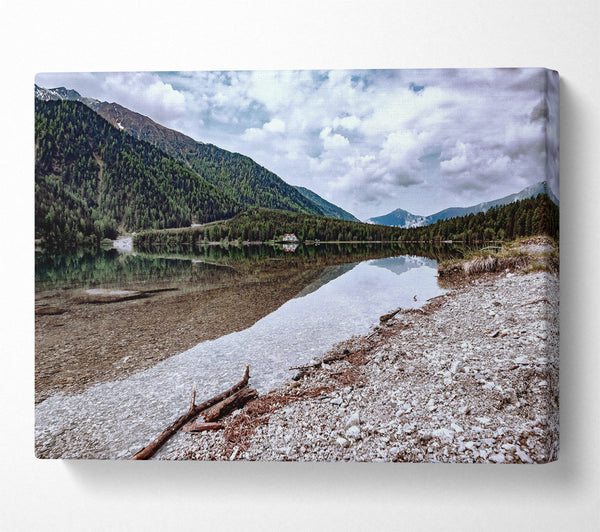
xmin=133 ymin=193 xmax=559 ymax=251
xmin=35 ymin=100 xmax=241 ymax=248
xmin=132 ymin=128 xmax=325 ymax=216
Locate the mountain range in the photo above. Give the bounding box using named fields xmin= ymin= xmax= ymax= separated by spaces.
xmin=367 ymin=181 xmax=559 ymax=228
xmin=35 ymin=85 xmax=327 ymax=218
xmin=35 ymin=85 xmax=559 ymax=247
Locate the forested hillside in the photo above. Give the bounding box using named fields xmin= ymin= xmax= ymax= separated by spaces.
xmin=169 ymin=140 xmax=324 ymax=214
xmin=133 ymin=193 xmax=559 ymax=251
xmin=36 ymin=86 xmax=326 ymax=216
xmin=35 ymin=100 xmax=240 ymax=248
xmin=415 ymin=194 xmax=559 ymax=243
xmin=293 ymin=186 xmax=360 ymax=221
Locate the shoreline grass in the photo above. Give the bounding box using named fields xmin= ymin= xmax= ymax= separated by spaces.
xmin=437 ymin=236 xmax=558 ymax=281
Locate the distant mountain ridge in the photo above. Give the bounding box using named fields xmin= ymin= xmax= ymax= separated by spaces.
xmin=367 ymin=181 xmax=559 ymax=228
xmin=35 ymin=85 xmax=332 ymax=217
xmin=36 ymin=85 xmax=203 ymax=149
xmin=366 ymin=207 xmax=428 ymax=228
xmin=293 ymin=186 xmax=360 ymax=222
xmin=35 ymin=85 xmax=98 ymax=107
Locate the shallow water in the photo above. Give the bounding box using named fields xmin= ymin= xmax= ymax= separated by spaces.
xmin=35 ymin=254 xmax=445 ymax=459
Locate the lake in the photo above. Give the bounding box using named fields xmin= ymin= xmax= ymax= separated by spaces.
xmin=35 ymin=244 xmax=450 ymax=458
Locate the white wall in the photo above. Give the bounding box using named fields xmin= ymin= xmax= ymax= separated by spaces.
xmin=2 ymin=1 xmax=599 ymax=530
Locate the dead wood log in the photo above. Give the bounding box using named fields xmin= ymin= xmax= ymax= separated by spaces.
xmin=132 ymin=365 xmax=250 ymax=460
xmin=379 ymin=309 xmax=400 ymax=323
xmin=202 ymin=387 xmax=258 ymax=422
xmin=182 ymin=422 xmax=224 ymax=433
xmin=521 ymin=298 xmax=551 ymax=307
xmin=290 ymin=349 xmax=353 ymax=372
xmin=188 ymin=382 xmax=197 ymax=415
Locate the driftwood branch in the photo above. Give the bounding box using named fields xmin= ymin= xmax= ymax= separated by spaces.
xmin=202 ymin=387 xmax=258 ymax=422
xmin=379 ymin=309 xmax=401 ymax=323
xmin=521 ymin=298 xmax=551 ymax=307
xmin=290 ymin=349 xmax=353 ymax=372
xmin=132 ymin=365 xmax=250 ymax=460
xmin=182 ymin=422 xmax=224 ymax=433
xmin=188 ymin=382 xmax=197 ymax=415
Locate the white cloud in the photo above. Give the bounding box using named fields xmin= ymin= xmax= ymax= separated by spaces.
xmin=241 ymin=127 xmax=265 ymax=142
xmin=102 ymin=72 xmax=187 ymax=125
xmin=37 ymin=68 xmax=558 ymax=219
xmin=327 ymin=134 xmax=350 ymax=149
xmin=242 ymin=117 xmax=286 ymax=142
xmin=333 ymin=115 xmax=361 ymax=130
xmin=380 ymin=130 xmax=426 ymax=178
xmin=319 ymin=126 xmax=350 ymax=150
xmin=263 ymin=118 xmax=285 ymax=133
xmin=439 ymin=141 xmax=470 ymax=175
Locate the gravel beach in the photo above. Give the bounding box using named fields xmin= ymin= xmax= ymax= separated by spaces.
xmin=160 ymin=262 xmax=559 ymax=463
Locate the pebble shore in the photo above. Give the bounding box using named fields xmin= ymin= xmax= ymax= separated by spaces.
xmin=161 ymin=263 xmax=559 ymax=463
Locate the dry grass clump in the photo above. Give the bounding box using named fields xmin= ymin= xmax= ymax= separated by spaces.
xmin=462 ymin=253 xmax=529 ymax=276
xmin=438 ymin=252 xmax=527 ymax=280
xmin=438 ymin=236 xmax=558 ymax=282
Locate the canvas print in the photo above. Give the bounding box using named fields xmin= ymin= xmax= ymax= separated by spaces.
xmin=34 ymin=68 xmax=559 ymax=462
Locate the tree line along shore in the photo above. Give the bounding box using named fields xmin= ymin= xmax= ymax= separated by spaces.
xmin=132 ymin=194 xmax=558 ymax=252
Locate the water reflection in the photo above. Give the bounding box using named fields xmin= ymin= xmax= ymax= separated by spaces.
xmin=35 ymin=252 xmax=446 ymax=459
xmin=36 ymin=242 xmax=463 ymax=292
xmin=370 ymin=255 xmax=438 ymax=276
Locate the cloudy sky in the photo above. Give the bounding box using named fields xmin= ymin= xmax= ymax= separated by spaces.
xmin=36 ymin=68 xmax=559 ymax=221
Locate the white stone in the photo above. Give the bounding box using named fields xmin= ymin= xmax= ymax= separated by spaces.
xmin=432 ymin=428 xmax=454 ymax=444
xmin=489 ymin=452 xmax=506 ymax=463
xmin=515 ymin=447 xmax=534 ymax=464
xmin=345 ymin=426 xmax=361 ymax=439
xmin=450 ymin=360 xmax=465 ymax=374
xmin=345 ymin=411 xmax=361 ymax=429
xmin=402 ymin=422 xmax=415 ymax=434
xmin=397 ymin=402 xmax=412 ymax=415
